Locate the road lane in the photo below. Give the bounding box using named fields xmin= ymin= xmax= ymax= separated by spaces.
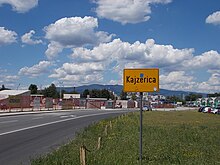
xmin=0 ymin=110 xmax=130 ymax=135
xmin=0 ymin=110 xmax=90 ymax=134
xmin=0 ymin=120 xmax=18 ymax=124
xmin=0 ymin=109 xmax=133 ymax=165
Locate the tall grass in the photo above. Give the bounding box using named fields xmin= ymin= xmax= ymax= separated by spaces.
xmin=31 ymin=111 xmax=220 ymax=165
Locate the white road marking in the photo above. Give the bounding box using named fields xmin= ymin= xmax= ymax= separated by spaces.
xmin=32 ymin=117 xmax=44 ymax=120
xmin=0 ymin=120 xmax=18 ymax=124
xmin=0 ymin=111 xmax=124 ymax=136
xmin=60 ymin=115 xmax=76 ymax=118
xmin=60 ymin=116 xmax=69 ymax=118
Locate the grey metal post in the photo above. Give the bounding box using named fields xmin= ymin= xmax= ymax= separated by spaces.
xmin=140 ymin=92 xmax=143 ymax=164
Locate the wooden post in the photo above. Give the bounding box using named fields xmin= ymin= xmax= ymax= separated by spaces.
xmin=109 ymin=121 xmax=112 ymax=130
xmin=97 ymin=137 xmax=102 ymax=150
xmin=104 ymin=125 xmax=108 ymax=136
xmin=80 ymin=146 xmax=86 ymax=165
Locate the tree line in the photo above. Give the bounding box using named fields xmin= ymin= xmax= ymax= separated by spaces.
xmin=82 ymin=89 xmax=115 ymax=100
xmin=28 ymin=83 xmax=115 ymax=99
xmin=28 ymin=83 xmax=59 ymax=98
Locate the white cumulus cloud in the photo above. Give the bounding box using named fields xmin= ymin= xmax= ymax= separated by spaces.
xmin=206 ymin=11 xmax=220 ymax=25
xmin=4 ymin=75 xmax=19 ymax=83
xmin=44 ymin=16 xmax=114 ymax=59
xmin=71 ymin=38 xmax=194 ymax=70
xmin=50 ymin=38 xmax=220 ymax=93
xmin=160 ymin=71 xmax=196 ymax=91
xmin=21 ymin=30 xmax=43 ymax=45
xmin=160 ymin=71 xmax=220 ymax=93
xmin=93 ymin=0 xmax=172 ymax=24
xmin=50 ymin=62 xmax=104 ymax=84
xmin=51 ymin=62 xmax=104 ymax=77
xmin=19 ymin=61 xmax=51 ymax=77
xmin=4 ymin=76 xmax=19 ymax=86
xmin=66 ymin=39 xmax=220 ymax=92
xmin=0 ymin=72 xmax=19 ymax=88
xmin=0 ymin=27 xmax=17 ymax=46
xmin=183 ymin=50 xmax=220 ymax=71
xmin=45 ymin=42 xmax=63 ymax=60
xmin=207 ymin=72 xmax=220 ymax=86
xmin=0 ymin=0 xmax=38 ymax=13
xmin=197 ymin=75 xmax=220 ymax=93
xmin=52 ymin=38 xmax=194 ymax=86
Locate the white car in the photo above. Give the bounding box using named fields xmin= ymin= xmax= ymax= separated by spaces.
xmin=211 ymin=107 xmax=220 ymax=114
xmin=202 ymin=107 xmax=212 ymax=113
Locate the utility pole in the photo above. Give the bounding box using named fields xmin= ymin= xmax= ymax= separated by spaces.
xmin=59 ymin=81 xmax=63 ymax=100
xmin=17 ymin=83 xmax=20 ymax=90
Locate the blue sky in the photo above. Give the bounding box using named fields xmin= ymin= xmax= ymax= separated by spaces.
xmin=0 ymin=0 xmax=220 ymax=93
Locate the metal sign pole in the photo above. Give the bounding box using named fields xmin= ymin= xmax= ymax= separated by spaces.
xmin=139 ymin=92 xmax=143 ymax=164
xmin=123 ymin=68 xmax=159 ymax=164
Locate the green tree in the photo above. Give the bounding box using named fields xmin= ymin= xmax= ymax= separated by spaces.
xmin=101 ymin=89 xmax=110 ymax=99
xmin=1 ymin=85 xmax=5 ymax=90
xmin=109 ymin=91 xmax=115 ymax=100
xmin=28 ymin=84 xmax=38 ymax=94
xmin=131 ymin=93 xmax=137 ymax=100
xmin=43 ymin=83 xmax=59 ymax=98
xmin=208 ymin=93 xmax=220 ymax=97
xmin=0 ymin=85 xmax=5 ymax=91
xmin=101 ymin=89 xmax=115 ymax=100
xmin=82 ymin=89 xmax=90 ymax=98
xmin=90 ymin=89 xmax=100 ymax=98
xmin=185 ymin=93 xmax=202 ymax=101
xmin=120 ymin=90 xmax=127 ymax=100
xmin=167 ymin=96 xmax=182 ymax=102
xmin=82 ymin=89 xmax=114 ymax=100
xmin=0 ymin=85 xmax=10 ymax=91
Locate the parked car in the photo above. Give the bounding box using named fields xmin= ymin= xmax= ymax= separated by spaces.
xmin=198 ymin=106 xmax=210 ymax=112
xmin=211 ymin=107 xmax=220 ymax=114
xmin=143 ymin=105 xmax=152 ymax=111
xmin=202 ymin=106 xmax=212 ymax=113
xmin=198 ymin=106 xmax=205 ymax=112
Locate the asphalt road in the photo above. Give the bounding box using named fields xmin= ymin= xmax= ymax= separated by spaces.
xmin=0 ymin=109 xmax=133 ymax=165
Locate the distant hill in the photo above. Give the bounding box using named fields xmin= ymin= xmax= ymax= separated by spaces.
xmin=57 ymin=84 xmax=207 ymax=97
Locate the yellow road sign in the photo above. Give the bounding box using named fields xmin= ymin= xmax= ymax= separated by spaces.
xmin=123 ymin=68 xmax=159 ymax=92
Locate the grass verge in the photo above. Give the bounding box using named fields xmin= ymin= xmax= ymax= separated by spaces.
xmin=31 ymin=111 xmax=220 ymax=165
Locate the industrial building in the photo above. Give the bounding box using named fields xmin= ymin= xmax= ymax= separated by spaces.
xmin=0 ymin=90 xmax=31 ymax=109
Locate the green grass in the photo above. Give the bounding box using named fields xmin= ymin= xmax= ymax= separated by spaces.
xmin=31 ymin=111 xmax=220 ymax=165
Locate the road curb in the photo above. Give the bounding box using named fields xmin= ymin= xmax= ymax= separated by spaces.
xmin=0 ymin=108 xmax=136 ymax=118
xmin=0 ymin=110 xmax=57 ymax=117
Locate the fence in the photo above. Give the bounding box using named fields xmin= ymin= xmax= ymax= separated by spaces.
xmin=0 ymin=96 xmax=87 ymax=111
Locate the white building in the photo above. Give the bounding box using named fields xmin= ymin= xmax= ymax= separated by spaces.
xmin=0 ymin=90 xmax=30 ymax=100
